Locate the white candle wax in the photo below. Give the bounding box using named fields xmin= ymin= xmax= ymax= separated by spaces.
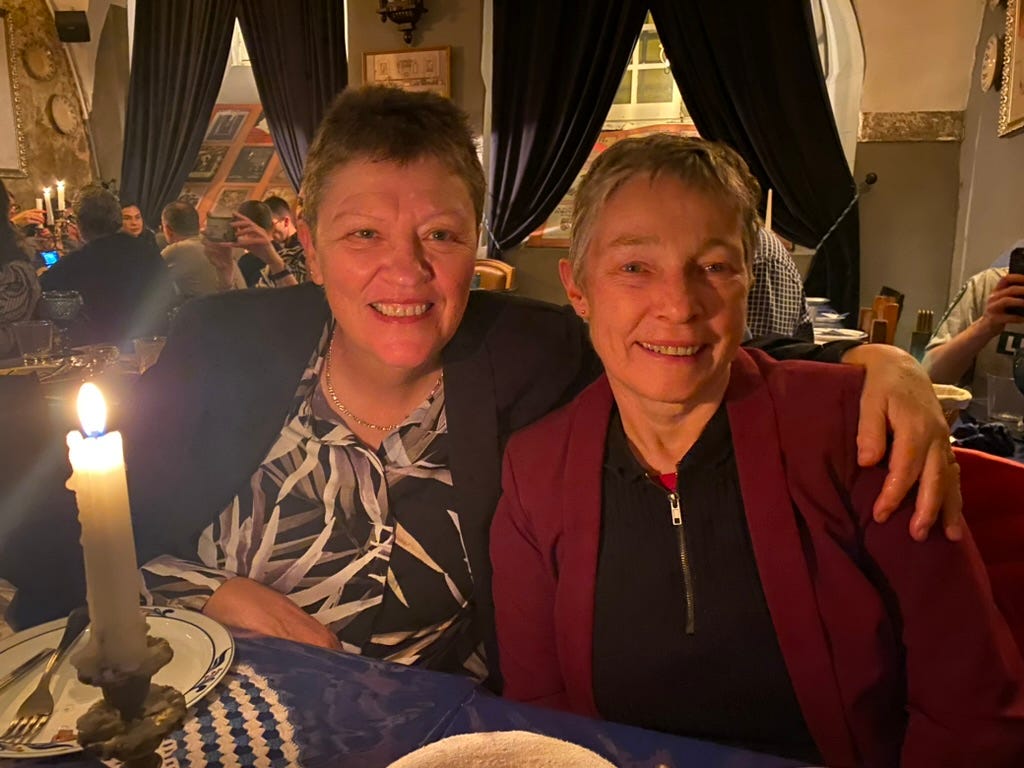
xmin=66 ymin=384 xmax=148 ymax=672
xmin=35 ymin=197 xmax=43 ymax=211
xmin=765 ymin=188 xmax=774 ymax=233
xmin=56 ymin=180 xmax=66 ymax=211
xmin=42 ymin=188 xmax=55 ymax=226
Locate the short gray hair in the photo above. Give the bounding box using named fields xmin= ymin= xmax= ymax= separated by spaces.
xmin=567 ymin=134 xmax=761 ymax=285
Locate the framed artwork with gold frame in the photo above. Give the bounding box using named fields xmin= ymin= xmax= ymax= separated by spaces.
xmin=0 ymin=10 xmax=27 ymax=178
xmin=999 ymin=0 xmax=1024 ymax=135
xmin=364 ymin=46 xmax=451 ymax=98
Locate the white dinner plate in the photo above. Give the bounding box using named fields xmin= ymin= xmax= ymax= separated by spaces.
xmin=0 ymin=606 xmax=234 ymax=758
xmin=813 ymin=328 xmax=868 ymax=343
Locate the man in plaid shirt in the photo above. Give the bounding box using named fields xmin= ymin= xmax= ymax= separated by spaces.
xmin=747 ymin=228 xmax=813 ymax=341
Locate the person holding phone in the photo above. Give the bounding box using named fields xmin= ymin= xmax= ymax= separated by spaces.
xmin=204 ymin=201 xmax=298 ymax=289
xmin=924 ymin=249 xmax=1024 ymax=418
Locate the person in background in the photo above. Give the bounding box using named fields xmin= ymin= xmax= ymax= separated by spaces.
xmin=160 ymin=201 xmax=245 ymax=300
xmin=2 ymin=87 xmax=959 ymax=683
xmin=121 ymin=202 xmax=161 ymax=256
xmin=923 ymin=264 xmax=1024 ymax=419
xmin=39 ymin=186 xmax=175 ymax=346
xmin=491 ymin=134 xmax=1024 ymax=766
xmin=223 ymin=200 xmax=298 ymax=288
xmin=746 ymin=227 xmax=813 ymax=341
xmin=264 ymin=195 xmax=308 ymax=283
xmin=0 ymin=181 xmax=41 ymax=357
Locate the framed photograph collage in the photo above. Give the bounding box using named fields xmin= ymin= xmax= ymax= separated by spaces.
xmin=182 ymin=105 xmax=297 ymax=221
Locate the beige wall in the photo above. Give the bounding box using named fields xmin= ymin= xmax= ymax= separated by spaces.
xmin=855 ymin=0 xmax=984 ymax=112
xmin=952 ymin=6 xmax=1024 ymax=291
xmin=346 ymin=0 xmax=485 ymax=134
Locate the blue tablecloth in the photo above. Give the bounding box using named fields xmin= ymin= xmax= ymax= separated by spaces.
xmin=2 ymin=634 xmax=803 ymax=768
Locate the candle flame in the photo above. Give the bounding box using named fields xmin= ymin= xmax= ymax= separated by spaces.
xmin=43 ymin=186 xmax=51 ymax=196
xmin=78 ymin=383 xmax=107 ymax=437
xmin=57 ymin=180 xmax=65 ymax=188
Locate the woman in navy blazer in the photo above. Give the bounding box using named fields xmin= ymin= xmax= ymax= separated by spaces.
xmin=491 ymin=135 xmax=1024 ymax=765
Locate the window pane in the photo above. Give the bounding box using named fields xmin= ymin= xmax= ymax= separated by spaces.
xmin=637 ymin=69 xmax=674 ymax=103
xmin=638 ymin=31 xmax=662 ymax=64
xmin=614 ymin=70 xmax=632 ymax=104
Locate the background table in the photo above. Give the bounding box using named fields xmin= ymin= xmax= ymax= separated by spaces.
xmin=0 ymin=633 xmax=805 ymax=768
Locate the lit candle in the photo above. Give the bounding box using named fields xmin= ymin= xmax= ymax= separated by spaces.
xmin=66 ymin=383 xmax=148 ymax=672
xmin=42 ymin=187 xmax=55 ymax=226
xmin=765 ymin=188 xmax=774 ymax=232
xmin=56 ymin=180 xmax=66 ymax=211
xmin=35 ymin=197 xmax=43 ymax=211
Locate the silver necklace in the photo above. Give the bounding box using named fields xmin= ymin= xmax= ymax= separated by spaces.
xmin=323 ymin=338 xmax=443 ymax=432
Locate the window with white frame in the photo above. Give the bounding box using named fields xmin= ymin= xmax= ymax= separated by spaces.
xmin=606 ymin=13 xmax=690 ymax=125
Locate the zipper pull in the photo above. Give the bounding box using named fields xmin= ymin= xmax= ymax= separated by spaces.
xmin=668 ymin=492 xmax=682 ymax=526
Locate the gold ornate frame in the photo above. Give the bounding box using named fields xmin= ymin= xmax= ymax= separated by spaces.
xmin=0 ymin=9 xmax=28 ymax=178
xmin=999 ymin=0 xmax=1024 ymax=136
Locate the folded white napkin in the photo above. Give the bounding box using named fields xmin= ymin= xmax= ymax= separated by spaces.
xmin=388 ymin=731 xmax=616 ymax=768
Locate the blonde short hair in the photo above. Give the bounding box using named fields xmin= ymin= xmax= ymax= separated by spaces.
xmin=300 ymin=85 xmax=485 ymax=238
xmin=567 ymin=134 xmax=761 ymax=284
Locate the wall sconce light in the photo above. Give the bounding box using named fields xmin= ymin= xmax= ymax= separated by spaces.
xmin=377 ymin=1 xmax=427 ymax=46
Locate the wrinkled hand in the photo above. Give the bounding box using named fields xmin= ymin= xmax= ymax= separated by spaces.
xmin=11 ymin=208 xmax=45 ymax=229
xmin=843 ymin=344 xmax=964 ymax=542
xmin=204 ymin=576 xmax=342 ymax=650
xmin=980 ymin=273 xmax=1024 ymax=337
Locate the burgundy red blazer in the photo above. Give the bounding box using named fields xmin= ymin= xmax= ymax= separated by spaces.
xmin=491 ymin=347 xmax=1024 ymax=768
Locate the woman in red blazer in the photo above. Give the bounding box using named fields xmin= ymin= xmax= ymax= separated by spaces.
xmin=491 ymin=135 xmax=1024 ymax=766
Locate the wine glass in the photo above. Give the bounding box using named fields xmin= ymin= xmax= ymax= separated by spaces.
xmin=36 ymin=290 xmax=84 ymax=359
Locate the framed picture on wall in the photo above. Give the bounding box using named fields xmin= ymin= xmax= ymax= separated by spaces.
xmin=211 ymin=186 xmax=254 ymax=216
xmin=1000 ymin=0 xmax=1024 ymax=135
xmin=226 ymin=146 xmax=275 ymax=183
xmin=189 ymin=145 xmax=229 ymax=181
xmin=0 ymin=10 xmax=27 ymax=177
xmin=364 ymin=46 xmax=451 ymax=98
xmin=206 ymin=109 xmax=250 ymax=143
xmin=177 ymin=185 xmax=206 ymax=208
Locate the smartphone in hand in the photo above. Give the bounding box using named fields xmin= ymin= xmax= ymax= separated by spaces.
xmin=1008 ymin=247 xmax=1024 ymax=316
xmin=204 ymin=215 xmax=236 ymax=243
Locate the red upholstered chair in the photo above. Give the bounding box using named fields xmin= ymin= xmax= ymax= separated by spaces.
xmin=953 ymin=447 xmax=1024 ymax=652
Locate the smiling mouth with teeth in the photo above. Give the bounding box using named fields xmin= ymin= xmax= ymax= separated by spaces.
xmin=371 ymin=303 xmax=431 ymax=318
xmin=639 ymin=342 xmax=701 ymax=357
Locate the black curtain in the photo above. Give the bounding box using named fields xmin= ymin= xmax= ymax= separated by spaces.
xmin=488 ymin=0 xmax=648 ymax=256
xmin=651 ymin=0 xmax=860 ymax=316
xmin=120 ymin=0 xmax=236 ymax=226
xmin=238 ymin=0 xmax=348 ymax=192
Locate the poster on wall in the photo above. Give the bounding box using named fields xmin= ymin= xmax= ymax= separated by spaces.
xmin=364 ymin=47 xmax=450 ymax=98
xmin=205 ymin=109 xmax=250 ymax=143
xmin=226 ymin=146 xmax=274 ymax=183
xmin=189 ymin=145 xmax=229 ymax=181
xmin=1000 ymin=0 xmax=1024 ymax=136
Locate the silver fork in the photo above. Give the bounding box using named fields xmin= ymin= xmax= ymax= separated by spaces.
xmin=0 ymin=607 xmax=89 ymax=747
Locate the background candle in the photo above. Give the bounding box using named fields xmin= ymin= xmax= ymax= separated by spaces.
xmin=42 ymin=187 xmax=55 ymax=226
xmin=35 ymin=197 xmax=42 ymax=211
xmin=66 ymin=383 xmax=148 ymax=672
xmin=56 ymin=180 xmax=66 ymax=211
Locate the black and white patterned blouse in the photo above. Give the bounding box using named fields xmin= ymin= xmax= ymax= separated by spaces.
xmin=747 ymin=228 xmax=813 ymax=342
xmin=143 ymin=323 xmax=485 ymax=679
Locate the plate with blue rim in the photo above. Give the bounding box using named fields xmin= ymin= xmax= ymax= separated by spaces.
xmin=0 ymin=606 xmax=234 ymax=758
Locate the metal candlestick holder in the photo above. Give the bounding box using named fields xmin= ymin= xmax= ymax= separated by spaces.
xmin=73 ymin=635 xmax=186 ymax=768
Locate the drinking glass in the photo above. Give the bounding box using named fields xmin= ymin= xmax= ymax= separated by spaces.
xmin=12 ymin=320 xmax=54 ymax=365
xmin=36 ymin=290 xmax=84 ymax=356
xmin=133 ymin=336 xmax=167 ymax=374
xmin=987 ymin=374 xmax=1024 ymax=434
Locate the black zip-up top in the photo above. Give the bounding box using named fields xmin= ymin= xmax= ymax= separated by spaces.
xmin=592 ymin=406 xmax=820 ymax=763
